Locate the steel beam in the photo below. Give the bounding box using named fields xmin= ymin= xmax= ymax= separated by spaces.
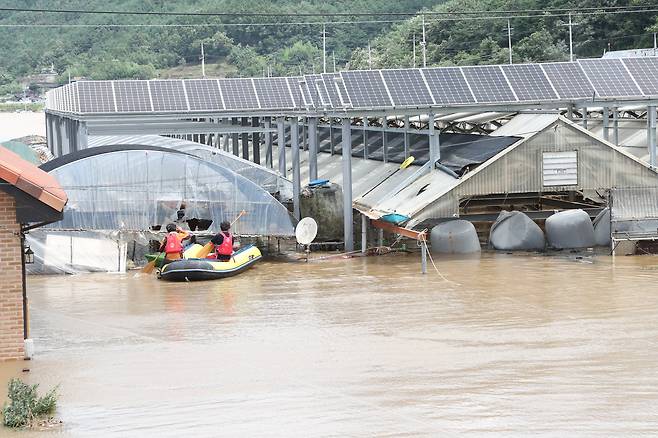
xmin=341 ymin=118 xmax=353 ymax=252
xmin=277 ymin=117 xmax=286 ymax=177
xmin=291 ymin=118 xmax=301 ymax=220
xmin=308 ymin=117 xmax=318 ymax=181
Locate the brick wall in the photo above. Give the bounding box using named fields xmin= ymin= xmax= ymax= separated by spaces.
xmin=0 ymin=191 xmax=24 ymax=360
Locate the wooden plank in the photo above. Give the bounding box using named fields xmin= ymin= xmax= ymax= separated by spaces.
xmin=371 ymin=219 xmax=426 ymax=241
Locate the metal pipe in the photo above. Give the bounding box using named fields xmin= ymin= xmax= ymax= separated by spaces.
xmin=650 ymin=105 xmax=657 ymax=167
xmin=341 ymin=118 xmax=354 ymax=252
xmin=291 ymin=118 xmax=301 ymax=220
xmin=361 ymin=214 xmax=367 ymax=254
xmin=612 ymin=107 xmax=619 ymax=146
xmin=20 ymin=233 xmax=28 ymax=339
xmin=308 ymin=117 xmax=318 ymax=181
xmin=421 ymin=240 xmax=427 ymax=274
xmin=277 ymin=117 xmax=286 ymax=177
xmin=602 ymin=107 xmax=610 ymax=142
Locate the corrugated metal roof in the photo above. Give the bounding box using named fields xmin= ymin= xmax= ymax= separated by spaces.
xmin=491 ymin=113 xmax=559 ymax=138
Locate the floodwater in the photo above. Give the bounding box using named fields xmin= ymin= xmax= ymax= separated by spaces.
xmin=0 ymin=112 xmax=45 ymax=142
xmin=2 ymin=251 xmax=658 ymax=437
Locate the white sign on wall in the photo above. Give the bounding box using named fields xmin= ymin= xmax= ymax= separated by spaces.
xmin=542 ymin=151 xmax=578 ymax=186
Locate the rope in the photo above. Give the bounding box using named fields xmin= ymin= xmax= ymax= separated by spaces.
xmin=419 ymin=231 xmax=461 ymax=286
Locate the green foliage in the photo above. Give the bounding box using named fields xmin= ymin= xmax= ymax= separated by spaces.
xmin=2 ymin=378 xmax=58 ymax=428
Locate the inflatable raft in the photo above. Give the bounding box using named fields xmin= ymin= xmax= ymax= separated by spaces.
xmin=155 ymin=244 xmax=262 ymax=282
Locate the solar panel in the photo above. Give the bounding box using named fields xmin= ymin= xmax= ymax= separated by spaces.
xmin=421 ymin=67 xmax=475 ymax=104
xmin=381 ymin=69 xmax=434 ymax=106
xmin=620 ymin=57 xmax=658 ymax=95
xmin=578 ymin=58 xmax=642 ymax=97
xmin=540 ymin=62 xmax=593 ymax=99
xmin=113 ymin=81 xmax=152 ymax=112
xmin=287 ymin=76 xmax=312 ymax=108
xmin=304 ymin=74 xmax=329 ymax=107
xmin=77 ymin=81 xmax=115 ymax=113
xmin=340 ymin=70 xmax=391 ymax=108
xmin=322 ymin=73 xmax=351 ymax=107
xmin=149 ymin=80 xmax=189 ymax=111
xmin=184 ymin=79 xmax=223 ymax=111
xmin=461 ymin=65 xmax=517 ymax=103
xmin=253 ymin=77 xmax=294 ymax=109
xmin=501 ymin=64 xmax=558 ymax=101
xmin=218 ymin=78 xmax=260 ymax=110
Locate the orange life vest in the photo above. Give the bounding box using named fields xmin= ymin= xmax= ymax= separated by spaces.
xmin=164 ymin=232 xmax=183 ymax=255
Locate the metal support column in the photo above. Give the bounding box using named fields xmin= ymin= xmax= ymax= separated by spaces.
xmin=363 ymin=116 xmax=368 ymax=159
xmin=428 ymin=113 xmax=439 ymax=167
xmin=420 ymin=240 xmax=427 ymax=274
xmin=566 ymin=104 xmax=574 ymax=120
xmin=291 ymin=118 xmax=301 ymax=220
xmin=582 ymin=106 xmax=588 ymax=129
xmin=231 ymin=118 xmax=239 ymax=156
xmin=329 ymin=120 xmax=335 ymax=155
xmin=602 ymin=107 xmax=610 ymax=142
xmin=404 ymin=115 xmax=410 ymax=158
xmin=612 ymin=108 xmax=619 ymax=146
xmin=241 ymin=117 xmax=250 ymax=160
xmin=252 ymin=117 xmax=260 ymax=165
xmin=649 ymin=105 xmax=657 ymax=167
xmin=361 ymin=214 xmax=367 ymax=253
xmin=308 ymin=117 xmax=318 ymax=181
xmin=277 ymin=117 xmax=286 ymax=177
xmin=382 ymin=117 xmax=388 ymax=164
xmin=265 ymin=118 xmax=273 ymax=168
xmin=341 ymin=118 xmax=354 ymax=252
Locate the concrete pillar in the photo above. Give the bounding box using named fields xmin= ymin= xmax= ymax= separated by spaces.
xmin=308 ymin=117 xmax=319 ymax=181
xmin=361 ymin=214 xmax=367 ymax=253
xmin=252 ymin=117 xmax=260 ymax=165
xmin=291 ymin=118 xmax=301 ymax=220
xmin=612 ymin=107 xmax=619 ymax=146
xmin=277 ymin=117 xmax=286 ymax=177
xmin=602 ymin=107 xmax=610 ymax=142
xmin=404 ymin=115 xmax=410 ymax=158
xmin=265 ymin=118 xmax=273 ymax=168
xmin=649 ymin=105 xmax=656 ymax=167
xmin=341 ymin=118 xmax=353 ymax=252
xmin=241 ymin=117 xmax=249 ymax=160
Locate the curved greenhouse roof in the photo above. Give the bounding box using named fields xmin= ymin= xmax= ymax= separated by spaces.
xmin=44 ymin=147 xmax=295 ymax=236
xmin=87 ymin=135 xmax=293 ymax=200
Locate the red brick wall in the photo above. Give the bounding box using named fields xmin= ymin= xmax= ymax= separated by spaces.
xmin=0 ymin=192 xmax=24 ymax=360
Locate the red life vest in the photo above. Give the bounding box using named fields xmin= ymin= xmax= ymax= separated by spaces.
xmin=216 ymin=231 xmax=233 ymax=256
xmin=164 ymin=232 xmax=183 ymax=255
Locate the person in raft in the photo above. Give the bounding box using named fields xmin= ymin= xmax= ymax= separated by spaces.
xmin=211 ymin=221 xmax=237 ymax=261
xmin=160 ymin=223 xmax=191 ymax=264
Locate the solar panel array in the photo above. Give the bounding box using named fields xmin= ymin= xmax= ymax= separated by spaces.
xmin=47 ymin=57 xmax=658 ymax=115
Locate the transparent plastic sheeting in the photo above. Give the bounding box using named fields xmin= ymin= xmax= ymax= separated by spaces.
xmin=44 ymin=149 xmax=295 ymax=236
xmin=87 ymin=135 xmax=293 ymax=200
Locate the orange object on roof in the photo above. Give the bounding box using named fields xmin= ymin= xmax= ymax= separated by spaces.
xmin=0 ymin=147 xmax=67 ymax=212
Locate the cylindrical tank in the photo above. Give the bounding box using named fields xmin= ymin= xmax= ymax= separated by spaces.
xmin=489 ymin=211 xmax=545 ymax=251
xmin=593 ymin=208 xmax=611 ymax=247
xmin=545 ymin=209 xmax=595 ymax=249
xmin=430 ymin=220 xmax=481 ymax=254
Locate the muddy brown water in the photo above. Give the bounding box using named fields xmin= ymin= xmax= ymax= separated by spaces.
xmin=2 ymin=251 xmax=658 ymax=437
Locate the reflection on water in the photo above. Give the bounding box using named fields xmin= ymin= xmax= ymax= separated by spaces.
xmin=2 ymin=252 xmax=658 ymax=437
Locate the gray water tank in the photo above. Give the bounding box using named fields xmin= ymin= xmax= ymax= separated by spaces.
xmin=593 ymin=208 xmax=611 ymax=247
xmin=545 ymin=209 xmax=595 ymax=249
xmin=300 ymin=183 xmax=343 ymax=242
xmin=489 ymin=211 xmax=545 ymax=251
xmin=430 ymin=220 xmax=481 ymax=254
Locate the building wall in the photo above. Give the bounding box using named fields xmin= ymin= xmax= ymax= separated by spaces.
xmin=0 ymin=192 xmax=24 ymax=360
xmin=414 ymin=121 xmax=658 ymax=222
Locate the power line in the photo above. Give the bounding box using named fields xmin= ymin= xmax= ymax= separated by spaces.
xmin=0 ymin=4 xmax=657 ymax=17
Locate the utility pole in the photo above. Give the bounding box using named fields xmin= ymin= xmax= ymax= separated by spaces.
xmin=200 ymin=42 xmax=206 ymax=78
xmin=568 ymin=12 xmax=574 ymax=61
xmin=322 ymin=23 xmax=327 ymax=74
xmin=421 ymin=15 xmax=427 ymax=67
xmin=413 ymin=34 xmax=417 ymax=67
xmin=507 ymin=19 xmax=513 ymax=64
xmin=368 ymin=43 xmax=372 ymax=69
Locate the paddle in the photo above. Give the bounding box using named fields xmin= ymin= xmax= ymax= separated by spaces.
xmin=196 ymin=210 xmax=247 ymax=259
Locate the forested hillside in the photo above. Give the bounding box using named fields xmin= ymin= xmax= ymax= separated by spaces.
xmin=0 ymin=0 xmax=657 ymax=95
